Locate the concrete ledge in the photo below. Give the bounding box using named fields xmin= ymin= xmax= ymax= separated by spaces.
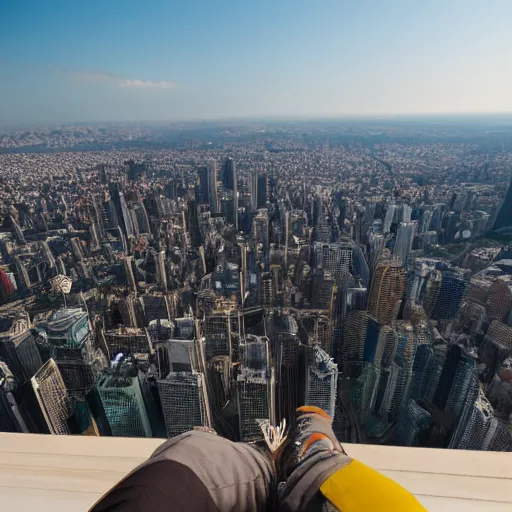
xmin=0 ymin=433 xmax=510 ymax=511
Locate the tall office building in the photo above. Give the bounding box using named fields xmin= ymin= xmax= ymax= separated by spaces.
xmin=478 ymin=320 xmax=512 ymax=378
xmin=36 ymin=308 xmax=90 ymax=349
xmin=486 ymin=276 xmax=512 ymax=322
xmin=313 ymin=242 xmax=351 ymax=279
xmin=368 ymin=261 xmax=407 ymax=325
xmin=393 ymin=221 xmax=417 ymax=266
xmin=310 ymin=269 xmax=335 ymax=311
xmin=164 ymin=339 xmax=199 ymax=374
xmin=132 ymin=202 xmax=151 ymax=235
xmin=122 ymin=256 xmax=137 ymax=292
xmin=340 ymin=310 xmax=369 ymax=362
xmin=202 ymin=314 xmax=232 ymax=359
xmin=253 ymin=209 xmax=269 ymax=249
xmin=274 ymin=330 xmax=304 ymax=425
xmin=250 ymin=170 xmax=259 ymax=211
xmin=433 ymin=344 xmax=474 ymax=413
xmin=197 ymin=163 xmax=219 ymax=213
xmin=119 ymin=192 xmax=135 ymax=238
xmin=97 ymin=370 xmax=152 ymax=438
xmin=409 ymin=343 xmax=434 ymax=401
xmin=158 ymin=372 xmax=211 ymax=437
xmin=340 ymin=310 xmax=382 ymax=365
xmin=198 ymin=166 xmax=209 ymax=204
xmin=260 ymin=272 xmax=273 ymax=307
xmin=423 ymin=266 xmax=468 ymax=321
xmin=155 ymin=250 xmax=168 ymax=291
xmin=40 ymin=309 xmax=105 ymax=398
xmin=313 ymin=240 xmax=370 ymax=288
xmin=305 ymin=346 xmax=338 ymax=418
xmin=493 ymin=177 xmax=512 ymax=231
xmin=31 ymin=359 xmax=71 ymax=435
xmin=188 ymin=199 xmax=202 ymax=248
xmin=140 ymin=294 xmax=171 ymax=325
xmin=208 ymin=162 xmax=219 ymax=214
xmin=237 ymin=335 xmax=273 ymax=441
xmin=257 ymin=173 xmax=267 ymax=208
xmin=222 ymin=157 xmax=237 ymax=190
xmin=103 ymin=328 xmax=151 ymax=358
xmin=0 ymin=365 xmax=29 ymax=433
xmin=407 ymin=259 xmax=468 ymax=321
xmin=9 ymin=215 xmax=26 ymax=245
xmin=368 ymin=233 xmax=385 ymax=272
xmin=0 ymin=314 xmax=42 ymax=384
xmin=383 ymin=204 xmax=397 ymax=234
xmin=13 ymin=255 xmax=30 ymax=291
xmin=395 ymin=399 xmax=432 ymax=447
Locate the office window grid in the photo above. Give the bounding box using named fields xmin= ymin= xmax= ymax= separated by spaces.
xmin=158 ymin=372 xmax=209 ymax=437
xmin=237 ymin=377 xmax=269 ymax=442
xmin=31 ymin=359 xmax=71 ymax=435
xmin=97 ymin=375 xmax=152 ymax=438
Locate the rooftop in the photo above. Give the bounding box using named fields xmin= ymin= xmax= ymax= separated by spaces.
xmin=0 ymin=432 xmax=510 ymax=511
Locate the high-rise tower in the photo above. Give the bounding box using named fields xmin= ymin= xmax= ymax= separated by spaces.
xmin=368 ymin=261 xmax=407 ymax=325
xmin=223 ymin=158 xmax=238 ymax=230
xmin=393 ymin=221 xmax=417 ymax=266
xmin=305 ymin=345 xmax=338 ymax=418
xmin=493 ymin=177 xmax=512 ymax=231
xmin=236 ymin=335 xmax=273 ymax=441
xmin=158 ymin=372 xmax=211 ymax=437
xmin=198 ymin=163 xmax=219 ymax=213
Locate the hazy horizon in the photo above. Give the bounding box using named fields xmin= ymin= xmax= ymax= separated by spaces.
xmin=2 ymin=0 xmax=512 ymax=127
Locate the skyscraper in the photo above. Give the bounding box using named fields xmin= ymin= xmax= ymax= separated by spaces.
xmin=188 ymin=199 xmax=202 ymax=248
xmin=383 ymin=204 xmax=397 ymax=234
xmin=0 ymin=365 xmax=29 ymax=433
xmin=253 ymin=208 xmax=269 ymax=249
xmin=197 ymin=163 xmax=219 ymax=213
xmin=395 ymin=399 xmax=432 ymax=447
xmin=237 ymin=335 xmax=273 ymax=441
xmin=274 ymin=329 xmax=304 ymax=425
xmin=423 ymin=266 xmax=468 ymax=321
xmin=119 ymin=192 xmax=135 ymax=238
xmin=97 ymin=370 xmax=152 ymax=438
xmin=202 ymin=314 xmax=232 ymax=360
xmin=313 ymin=240 xmax=370 ymax=287
xmin=407 ymin=259 xmax=469 ymax=321
xmin=310 ymin=269 xmax=335 ymax=311
xmin=305 ymin=345 xmax=338 ymax=418
xmin=222 ymin=158 xmax=238 ymax=230
xmin=158 ymin=372 xmax=211 ymax=437
xmin=31 ymin=359 xmax=71 ymax=435
xmin=493 ymin=177 xmax=512 ymax=231
xmin=222 ymin=157 xmax=236 ymax=190
xmin=257 ymin=173 xmax=267 ymax=208
xmin=0 ymin=314 xmax=42 ymax=384
xmin=208 ymin=162 xmax=219 ymax=214
xmin=250 ymin=170 xmax=259 ymax=211
xmin=433 ymin=344 xmax=474 ymax=412
xmin=103 ymin=328 xmax=152 ymax=358
xmin=393 ymin=221 xmax=417 ymax=266
xmin=368 ymin=261 xmax=407 ymax=325
xmin=198 ymin=166 xmax=209 ymax=204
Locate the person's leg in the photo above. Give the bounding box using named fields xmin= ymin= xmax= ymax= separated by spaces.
xmin=90 ymin=430 xmax=276 ymax=512
xmin=277 ymin=406 xmax=427 ymax=512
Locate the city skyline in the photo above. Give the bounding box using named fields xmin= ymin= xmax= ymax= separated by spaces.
xmin=2 ymin=0 xmax=512 ymax=126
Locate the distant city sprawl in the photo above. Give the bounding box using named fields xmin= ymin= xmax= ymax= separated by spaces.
xmin=0 ymin=118 xmax=510 ymax=451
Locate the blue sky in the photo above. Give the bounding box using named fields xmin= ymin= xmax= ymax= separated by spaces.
xmin=1 ymin=0 xmax=511 ymax=126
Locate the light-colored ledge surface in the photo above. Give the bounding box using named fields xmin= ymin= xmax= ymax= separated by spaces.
xmin=0 ymin=432 xmax=510 ymax=511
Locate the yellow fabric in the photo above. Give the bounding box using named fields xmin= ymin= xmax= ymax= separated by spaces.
xmin=320 ymin=459 xmax=427 ymax=512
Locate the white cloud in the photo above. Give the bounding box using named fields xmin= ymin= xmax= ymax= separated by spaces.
xmin=53 ymin=66 xmax=175 ymax=89
xmin=118 ymin=79 xmax=175 ymax=89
